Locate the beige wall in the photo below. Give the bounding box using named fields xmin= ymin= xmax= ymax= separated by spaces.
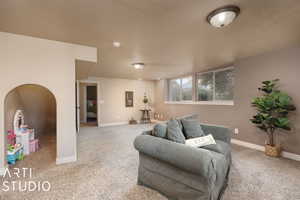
xmin=154 ymin=47 xmax=300 ymax=155
xmin=17 ymin=85 xmax=56 ymax=136
xmin=0 ymin=32 xmax=97 ymax=170
xmin=88 ymin=77 xmax=155 ymax=125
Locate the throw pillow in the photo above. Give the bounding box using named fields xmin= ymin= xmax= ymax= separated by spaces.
xmin=185 ymin=134 xmax=216 ymax=148
xmin=182 ymin=114 xmax=199 ymax=120
xmin=152 ymin=123 xmax=167 ymax=138
xmin=167 ymin=119 xmax=186 ymax=144
xmin=181 ymin=119 xmax=205 ymax=139
xmin=176 ymin=119 xmax=183 ymax=131
xmin=176 ymin=114 xmax=199 ymax=131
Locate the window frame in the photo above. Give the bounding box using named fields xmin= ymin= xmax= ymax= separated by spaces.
xmin=168 ymin=75 xmax=193 ymax=102
xmin=166 ymin=66 xmax=234 ymax=106
xmin=196 ymin=66 xmax=234 ymax=103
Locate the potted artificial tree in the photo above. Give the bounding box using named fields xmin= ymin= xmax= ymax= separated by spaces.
xmin=250 ymin=79 xmax=296 ymax=157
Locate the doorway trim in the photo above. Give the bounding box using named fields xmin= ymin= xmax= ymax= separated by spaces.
xmin=78 ymin=80 xmax=101 ymax=127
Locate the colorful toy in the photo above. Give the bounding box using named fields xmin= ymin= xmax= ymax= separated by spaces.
xmin=16 ymin=131 xmax=30 ymax=155
xmin=7 ymin=130 xmax=16 ymax=145
xmin=7 ymin=144 xmax=24 ymax=165
xmin=28 ymin=129 xmax=35 ymax=140
xmin=13 ymin=110 xmax=36 ymax=156
xmin=20 ymin=125 xmax=28 ymax=133
xmin=29 ymin=139 xmax=39 ymax=153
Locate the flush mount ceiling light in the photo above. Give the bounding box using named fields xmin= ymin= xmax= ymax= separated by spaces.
xmin=207 ymin=5 xmax=240 ymax=28
xmin=132 ymin=62 xmax=145 ymax=69
xmin=113 ymin=41 xmax=121 ymax=47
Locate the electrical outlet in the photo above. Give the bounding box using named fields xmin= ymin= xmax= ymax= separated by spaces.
xmin=234 ymin=128 xmax=239 ymax=135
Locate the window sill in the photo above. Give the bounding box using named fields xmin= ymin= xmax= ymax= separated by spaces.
xmin=164 ymin=101 xmax=234 ymax=106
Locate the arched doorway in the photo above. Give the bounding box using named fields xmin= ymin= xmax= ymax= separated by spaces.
xmin=4 ymin=84 xmax=57 ymax=166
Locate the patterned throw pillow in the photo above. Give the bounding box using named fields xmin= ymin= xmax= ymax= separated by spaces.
xmin=185 ymin=134 xmax=216 ymax=148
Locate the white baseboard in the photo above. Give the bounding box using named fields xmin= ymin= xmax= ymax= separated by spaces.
xmin=231 ymin=139 xmax=300 ymax=161
xmin=281 ymin=151 xmax=300 ymax=161
xmin=99 ymin=122 xmax=129 ymax=127
xmin=152 ymin=119 xmax=167 ymax=123
xmin=231 ymin=139 xmax=265 ymax=151
xmin=56 ymin=155 xmax=77 ymax=165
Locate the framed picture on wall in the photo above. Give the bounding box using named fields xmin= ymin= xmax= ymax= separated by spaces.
xmin=125 ymin=91 xmax=134 ymax=107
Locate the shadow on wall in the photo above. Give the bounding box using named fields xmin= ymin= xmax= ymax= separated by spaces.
xmin=4 ymin=84 xmax=57 ymax=139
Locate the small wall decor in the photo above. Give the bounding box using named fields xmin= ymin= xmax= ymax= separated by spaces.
xmin=125 ymin=91 xmax=134 ymax=107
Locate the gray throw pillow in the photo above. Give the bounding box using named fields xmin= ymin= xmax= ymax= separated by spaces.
xmin=181 ymin=119 xmax=205 ymax=139
xmin=167 ymin=119 xmax=186 ymax=144
xmin=176 ymin=114 xmax=199 ymax=131
xmin=176 ymin=119 xmax=183 ymax=131
xmin=182 ymin=114 xmax=199 ymax=120
xmin=152 ymin=123 xmax=167 ymax=138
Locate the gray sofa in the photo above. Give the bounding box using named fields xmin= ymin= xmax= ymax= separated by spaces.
xmin=134 ymin=122 xmax=232 ymax=200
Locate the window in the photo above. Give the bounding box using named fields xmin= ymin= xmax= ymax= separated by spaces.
xmin=169 ymin=76 xmax=193 ymax=101
xmin=215 ymin=69 xmax=234 ymax=100
xmin=169 ymin=79 xmax=181 ymax=101
xmin=196 ymin=72 xmax=214 ymax=101
xmin=197 ymin=68 xmax=234 ymax=102
xmin=166 ymin=67 xmax=234 ymax=105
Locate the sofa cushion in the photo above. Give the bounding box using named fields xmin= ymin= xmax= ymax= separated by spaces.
xmin=200 ymin=140 xmax=231 ymax=162
xmin=167 ymin=119 xmax=186 ymax=144
xmin=152 ymin=123 xmax=167 ymax=138
xmin=181 ymin=119 xmax=205 ymax=139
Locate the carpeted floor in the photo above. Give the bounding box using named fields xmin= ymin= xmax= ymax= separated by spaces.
xmin=1 ymin=124 xmax=300 ymax=200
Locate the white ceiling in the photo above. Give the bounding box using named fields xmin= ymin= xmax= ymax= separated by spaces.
xmin=1 ymin=0 xmax=300 ymax=80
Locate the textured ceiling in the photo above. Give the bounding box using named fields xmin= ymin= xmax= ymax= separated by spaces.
xmin=1 ymin=0 xmax=300 ymax=80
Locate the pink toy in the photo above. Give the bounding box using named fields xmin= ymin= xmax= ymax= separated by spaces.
xmin=28 ymin=129 xmax=35 ymax=140
xmin=7 ymin=130 xmax=16 ymax=145
xmin=29 ymin=139 xmax=39 ymax=153
xmin=20 ymin=125 xmax=28 ymax=133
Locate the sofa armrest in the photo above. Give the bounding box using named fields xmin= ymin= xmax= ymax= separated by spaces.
xmin=134 ymin=135 xmax=216 ymax=180
xmin=200 ymin=123 xmax=231 ymax=144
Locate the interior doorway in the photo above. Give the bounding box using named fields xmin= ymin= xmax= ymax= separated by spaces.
xmin=4 ymin=84 xmax=57 ymax=166
xmin=79 ymin=81 xmax=100 ymax=127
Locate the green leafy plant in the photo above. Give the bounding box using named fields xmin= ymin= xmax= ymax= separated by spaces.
xmin=250 ymin=79 xmax=296 ymax=146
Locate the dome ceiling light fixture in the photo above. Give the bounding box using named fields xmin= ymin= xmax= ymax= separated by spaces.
xmin=113 ymin=41 xmax=121 ymax=47
xmin=132 ymin=62 xmax=145 ymax=69
xmin=207 ymin=5 xmax=240 ymax=28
